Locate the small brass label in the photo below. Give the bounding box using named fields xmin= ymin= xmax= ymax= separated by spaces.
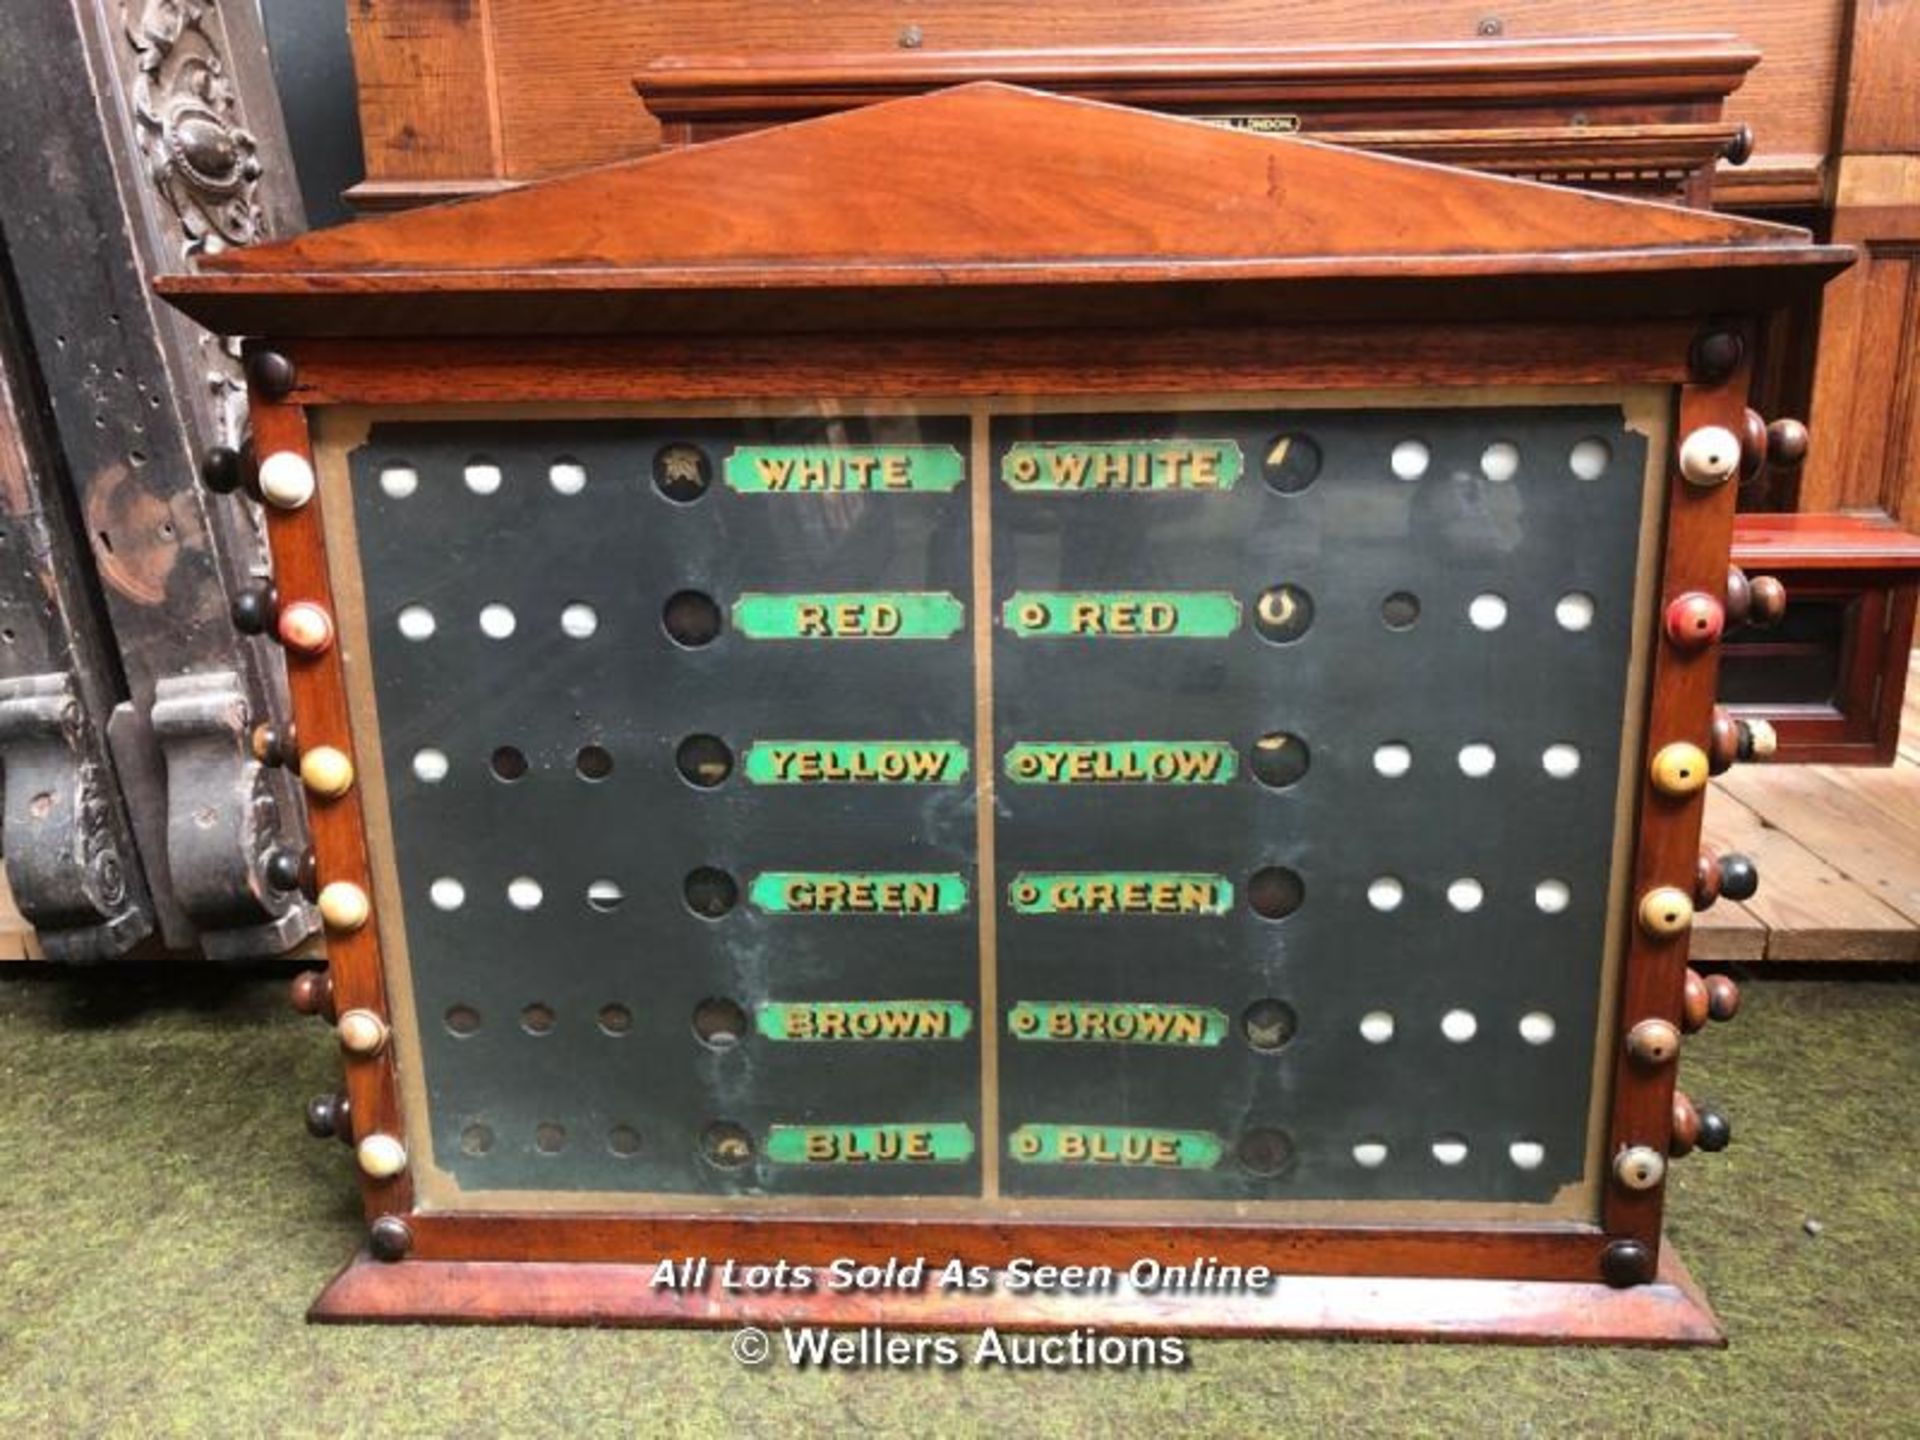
xmin=1007 ymin=872 xmax=1232 ymax=916
xmin=750 ymin=871 xmax=969 ymax=916
xmin=766 ymin=1123 xmax=976 ymax=1164
xmin=1201 ymin=114 xmax=1303 ymax=135
xmin=1001 ymin=440 xmax=1242 ymax=492
xmin=758 ymin=1001 xmax=974 ymax=1041
xmin=743 ymin=741 xmax=969 ymax=785
xmin=1008 ymin=1124 xmax=1224 ymax=1169
xmin=725 ymin=445 xmax=965 ymax=493
xmin=1002 ymin=591 xmax=1241 ymax=638
xmin=1004 ymin=741 xmax=1236 ymax=785
xmin=732 ymin=592 xmax=965 ymax=640
xmin=1007 ymin=1001 xmax=1227 ymax=1046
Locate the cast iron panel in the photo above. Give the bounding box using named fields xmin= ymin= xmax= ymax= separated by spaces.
xmin=350 ymin=415 xmax=983 ymax=1197
xmin=991 ymin=406 xmax=1646 ymax=1203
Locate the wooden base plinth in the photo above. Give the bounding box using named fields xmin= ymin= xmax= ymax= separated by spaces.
xmin=311 ymin=1243 xmax=1723 ymax=1346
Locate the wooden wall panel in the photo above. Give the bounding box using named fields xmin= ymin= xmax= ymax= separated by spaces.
xmin=348 ymin=2 xmax=1847 ymax=196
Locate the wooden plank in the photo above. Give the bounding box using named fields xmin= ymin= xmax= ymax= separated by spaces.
xmin=1694 ymin=782 xmax=1919 ymax=960
xmin=1693 ymin=786 xmax=1771 ymax=961
xmin=1720 ymin=761 xmax=1920 ymax=930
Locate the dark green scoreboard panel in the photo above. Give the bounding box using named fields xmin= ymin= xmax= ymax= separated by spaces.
xmin=332 ymin=394 xmax=1655 ymax=1217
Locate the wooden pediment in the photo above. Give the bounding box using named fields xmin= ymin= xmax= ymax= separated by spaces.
xmin=159 ymin=82 xmax=1845 ymax=337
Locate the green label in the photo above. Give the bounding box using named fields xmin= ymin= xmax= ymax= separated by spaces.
xmin=1008 ymin=1124 xmax=1223 ymax=1169
xmin=750 ymin=871 xmax=969 ymax=916
xmin=1002 ymin=591 xmax=1241 ymax=638
xmin=733 ymin=592 xmax=965 ymax=640
xmin=1001 ymin=440 xmax=1242 ymax=492
xmin=766 ymin=1123 xmax=976 ymax=1164
xmin=1004 ymin=740 xmax=1236 ymax=786
xmin=1007 ymin=1001 xmax=1227 ymax=1046
xmin=742 ymin=740 xmax=969 ymax=785
xmin=757 ymin=1001 xmax=974 ymax=1041
xmin=725 ymin=445 xmax=965 ymax=493
xmin=1007 ymin=872 xmax=1232 ymax=916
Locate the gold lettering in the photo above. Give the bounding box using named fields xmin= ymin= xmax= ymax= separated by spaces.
xmin=756 ymin=457 xmax=794 ymax=490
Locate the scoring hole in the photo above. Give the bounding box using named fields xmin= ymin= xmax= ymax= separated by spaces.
xmin=459 ymin=1123 xmax=493 ymax=1156
xmin=1373 ymin=743 xmax=1412 ymax=779
xmin=1468 ymin=593 xmax=1508 ymax=631
xmin=1570 ymin=438 xmax=1612 ymax=481
xmin=444 ymin=1004 xmax=480 ymax=1037
xmin=693 ymin=997 xmax=748 ymax=1049
xmin=1359 ymin=1010 xmax=1396 ymax=1044
xmin=701 ymin=1121 xmax=755 ymax=1168
xmin=1534 ymin=879 xmax=1571 ymax=914
xmin=520 ymin=1002 xmax=555 ymax=1035
xmin=598 ymin=1003 xmax=633 ymax=1036
xmin=507 ymin=876 xmax=544 ymax=911
xmin=1236 ymin=1128 xmax=1295 ymax=1178
xmin=1254 ymin=584 xmax=1314 ymax=644
xmin=429 ymin=877 xmax=466 ymax=912
xmin=587 ymin=879 xmax=626 ymax=913
xmin=1555 ymin=593 xmax=1596 ymax=632
xmin=478 ymin=603 xmax=517 ymax=639
xmin=1441 ymin=1008 xmax=1479 ymax=1043
xmin=1366 ymin=877 xmax=1404 ymax=913
xmin=675 ymin=734 xmax=734 ymax=788
xmin=1248 ymin=865 xmax=1305 ymax=921
xmin=1446 ymin=878 xmax=1485 ymax=912
xmin=1352 ymin=1140 xmax=1389 ymax=1169
xmin=1542 ymin=743 xmax=1582 ymax=779
xmin=1380 ymin=591 xmax=1421 ymax=631
xmin=1249 ymin=731 xmax=1309 ymax=789
xmin=1262 ymin=433 xmax=1322 ymax=494
xmin=684 ymin=866 xmax=739 ymax=919
xmin=1390 ymin=439 xmax=1430 ymax=481
xmin=411 ymin=748 xmax=449 ymax=783
xmin=1241 ymin=999 xmax=1297 ymax=1051
xmin=1519 ymin=1012 xmax=1557 ymax=1045
xmin=548 ymin=459 xmax=587 ymax=496
xmin=1432 ymin=1135 xmax=1470 ymax=1166
xmin=463 ymin=461 xmax=502 ymax=496
xmin=560 ymin=603 xmax=599 ymax=639
xmin=663 ymin=590 xmax=723 ymax=648
xmin=608 ymin=1125 xmax=642 ymax=1158
xmin=396 ymin=604 xmax=435 ymax=642
xmin=575 ymin=745 xmax=614 ymax=781
xmin=534 ymin=1122 xmax=566 ymax=1155
xmin=1457 ymin=743 xmax=1496 ymax=778
xmin=378 ymin=465 xmax=418 ymax=499
xmin=1510 ymin=1140 xmax=1546 ymax=1171
xmin=653 ymin=443 xmax=713 ymax=503
xmin=490 ymin=745 xmax=528 ymax=782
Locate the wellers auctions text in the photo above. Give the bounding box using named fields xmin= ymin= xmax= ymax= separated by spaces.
xmin=784 ymin=1326 xmax=1187 ymax=1369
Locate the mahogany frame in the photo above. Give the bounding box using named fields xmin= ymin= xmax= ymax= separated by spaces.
xmin=254 ymin=321 xmax=1749 ymax=1341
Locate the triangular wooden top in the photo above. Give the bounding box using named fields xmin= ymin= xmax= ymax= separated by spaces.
xmin=160 ymin=83 xmax=1846 ymax=337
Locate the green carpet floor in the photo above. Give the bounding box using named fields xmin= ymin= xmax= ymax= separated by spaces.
xmin=1 ymin=966 xmax=1915 ymax=1437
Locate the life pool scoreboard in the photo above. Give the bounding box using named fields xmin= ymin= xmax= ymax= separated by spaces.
xmin=159 ymin=83 xmax=1846 ymax=1341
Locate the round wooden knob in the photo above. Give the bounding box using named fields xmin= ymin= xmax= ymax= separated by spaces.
xmin=1670 ymin=1092 xmax=1701 ymax=1156
xmin=1627 ymin=1017 xmax=1681 ymax=1065
xmin=300 ymin=745 xmax=355 ymax=798
xmin=1678 ymin=426 xmax=1741 ymax=488
xmin=1709 ymin=709 xmax=1741 ymax=775
xmin=1704 ymin=973 xmax=1742 ymax=1023
xmin=1724 ymin=566 xmax=1752 ymax=626
xmin=1740 ymin=408 xmax=1769 ymax=481
xmin=1719 ymin=853 xmax=1760 ymax=902
xmin=1601 ymin=1238 xmax=1655 ymax=1288
xmin=305 ymin=1091 xmax=351 ymax=1142
xmin=1741 ymin=717 xmax=1779 ymax=760
xmin=1694 ymin=851 xmax=1723 ymax=910
xmin=1748 ymin=575 xmax=1788 ymax=627
xmin=230 ymin=583 xmax=278 ymax=635
xmin=263 ymin=845 xmax=310 ymax=895
xmin=369 ymin=1215 xmax=414 ymax=1263
xmin=1663 ymin=592 xmax=1724 ymax=650
xmin=1638 ymin=888 xmax=1695 ymax=939
xmin=1766 ymin=418 xmax=1809 ymax=468
xmin=1614 ymin=1145 xmax=1667 ymax=1191
xmin=247 ymin=349 xmax=298 ymax=399
xmin=1650 ymin=742 xmax=1710 ymax=798
xmin=356 ymin=1133 xmax=408 ymax=1179
xmin=1681 ymin=969 xmax=1711 ymax=1033
xmin=258 ymin=450 xmax=316 ymax=509
xmin=289 ymin=969 xmax=334 ymax=1020
xmin=251 ymin=721 xmax=297 ymax=768
xmin=201 ymin=445 xmax=247 ymax=494
xmin=1697 ymin=1107 xmax=1733 ymax=1152
xmin=337 ymin=1008 xmax=390 ymax=1056
xmin=318 ymin=880 xmax=370 ymax=933
xmin=277 ymin=601 xmax=335 ymax=656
